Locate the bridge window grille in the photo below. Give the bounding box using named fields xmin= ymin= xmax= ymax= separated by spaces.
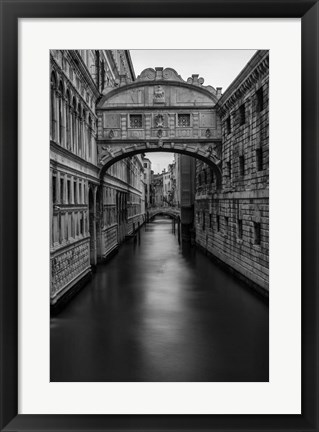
xmin=130 ymin=114 xmax=142 ymax=128
xmin=178 ymin=114 xmax=190 ymax=127
xmin=254 ymin=222 xmax=261 ymax=245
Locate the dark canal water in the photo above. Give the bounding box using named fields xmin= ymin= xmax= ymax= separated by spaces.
xmin=50 ymin=216 xmax=269 ymax=382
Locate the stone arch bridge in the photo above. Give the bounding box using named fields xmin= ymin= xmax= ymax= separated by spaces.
xmin=148 ymin=206 xmax=181 ymax=221
xmin=96 ymin=67 xmax=223 ymax=184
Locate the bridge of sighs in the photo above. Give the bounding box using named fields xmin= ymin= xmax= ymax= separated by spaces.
xmin=96 ymin=67 xmax=223 ymax=184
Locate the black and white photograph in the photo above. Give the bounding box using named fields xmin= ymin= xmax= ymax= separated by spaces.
xmin=50 ymin=49 xmax=269 ymax=383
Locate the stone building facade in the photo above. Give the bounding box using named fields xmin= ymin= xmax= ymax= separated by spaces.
xmin=194 ymin=50 xmax=269 ymax=292
xmin=50 ymin=50 xmax=145 ymax=308
xmin=50 ymin=50 xmax=269 ymax=308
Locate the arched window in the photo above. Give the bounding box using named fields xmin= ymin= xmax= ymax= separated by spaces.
xmin=72 ymin=97 xmax=77 ymax=152
xmin=50 ymin=72 xmax=57 ymax=140
xmin=77 ymin=103 xmax=82 ymax=155
xmin=65 ymin=90 xmax=71 ymax=149
xmin=58 ymin=81 xmax=64 ymax=145
xmin=82 ymin=109 xmax=86 ymax=159
xmin=88 ymin=115 xmax=92 ymax=160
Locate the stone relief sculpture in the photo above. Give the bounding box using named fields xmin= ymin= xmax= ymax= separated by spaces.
xmin=153 ymin=85 xmax=165 ymax=103
xmin=154 ymin=114 xmax=164 ymax=128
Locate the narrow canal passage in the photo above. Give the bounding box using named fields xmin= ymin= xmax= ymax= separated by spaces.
xmin=50 ymin=216 xmax=269 ymax=382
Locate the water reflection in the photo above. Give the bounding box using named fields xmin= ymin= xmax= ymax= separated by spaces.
xmin=50 ymin=216 xmax=268 ymax=382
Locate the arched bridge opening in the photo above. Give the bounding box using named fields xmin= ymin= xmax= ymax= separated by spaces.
xmin=96 ymin=66 xmax=224 ymax=188
xmin=99 ymin=147 xmax=222 ymax=188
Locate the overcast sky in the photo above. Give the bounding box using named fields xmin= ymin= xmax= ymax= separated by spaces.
xmin=130 ymin=50 xmax=256 ymax=174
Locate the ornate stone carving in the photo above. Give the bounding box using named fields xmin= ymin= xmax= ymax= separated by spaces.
xmin=154 ymin=114 xmax=164 ymax=128
xmin=136 ymin=67 xmax=184 ymax=83
xmin=51 ymin=241 xmax=90 ymax=296
xmin=153 ymin=85 xmax=165 ymax=103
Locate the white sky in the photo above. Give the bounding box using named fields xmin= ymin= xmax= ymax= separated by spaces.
xmin=130 ymin=49 xmax=257 ymax=173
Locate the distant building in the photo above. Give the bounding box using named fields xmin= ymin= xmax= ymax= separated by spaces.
xmin=142 ymin=157 xmax=152 ymax=208
xmin=152 ymin=173 xmax=164 ymax=206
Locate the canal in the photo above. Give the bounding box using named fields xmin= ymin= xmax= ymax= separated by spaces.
xmin=50 ymin=216 xmax=269 ymax=382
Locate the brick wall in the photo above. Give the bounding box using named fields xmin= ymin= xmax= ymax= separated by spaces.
xmin=194 ymin=51 xmax=269 ymax=292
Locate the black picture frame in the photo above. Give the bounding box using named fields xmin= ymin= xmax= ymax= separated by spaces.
xmin=0 ymin=1 xmax=318 ymax=431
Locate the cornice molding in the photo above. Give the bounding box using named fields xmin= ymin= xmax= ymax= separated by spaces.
xmin=216 ymin=50 xmax=269 ymax=118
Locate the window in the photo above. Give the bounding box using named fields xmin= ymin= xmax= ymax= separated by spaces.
xmin=216 ymin=215 xmax=220 ymax=232
xmin=130 ymin=114 xmax=142 ymax=128
xmin=144 ymin=163 xmax=147 ymax=168
xmin=239 ymin=156 xmax=245 ymax=176
xmin=238 ymin=219 xmax=243 ymax=239
xmin=225 ymin=216 xmax=229 ymax=236
xmin=58 ymin=82 xmax=63 ymax=144
xmin=210 ymin=168 xmax=215 ymax=184
xmin=256 ymin=87 xmax=264 ymax=112
xmin=204 ymin=170 xmax=207 ymax=184
xmin=239 ymin=103 xmax=245 ymax=126
xmin=226 ymin=116 xmax=231 ymax=134
xmin=227 ymin=161 xmax=231 ymax=178
xmin=254 ymin=222 xmax=261 ymax=245
xmin=80 ymin=213 xmax=84 ymax=235
xmin=198 ymin=173 xmax=202 ymax=186
xmin=202 ymin=211 xmax=205 ymax=231
xmin=67 ymin=179 xmax=71 ymax=204
xmin=60 ymin=178 xmax=64 ymax=203
xmin=209 ymin=214 xmax=212 ymax=228
xmin=52 ymin=176 xmax=57 ymax=203
xmin=73 ymin=180 xmax=77 ymax=204
xmin=256 ymin=148 xmax=263 ymax=171
xmin=79 ymin=183 xmax=83 ymax=204
xmin=178 ymin=114 xmax=190 ymax=127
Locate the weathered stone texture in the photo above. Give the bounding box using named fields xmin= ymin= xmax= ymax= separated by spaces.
xmin=194 ymin=51 xmax=269 ymax=291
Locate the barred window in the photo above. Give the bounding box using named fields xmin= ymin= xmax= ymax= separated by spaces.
xmin=239 ymin=103 xmax=245 ymax=126
xmin=226 ymin=116 xmax=231 ymax=134
xmin=256 ymin=87 xmax=264 ymax=112
xmin=178 ymin=114 xmax=190 ymax=127
xmin=239 ymin=156 xmax=245 ymax=176
xmin=254 ymin=222 xmax=261 ymax=245
xmin=216 ymin=215 xmax=220 ymax=232
xmin=130 ymin=114 xmax=142 ymax=128
xmin=238 ymin=219 xmax=243 ymax=239
xmin=256 ymin=148 xmax=263 ymax=171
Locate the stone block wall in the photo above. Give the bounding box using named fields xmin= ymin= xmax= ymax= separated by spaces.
xmin=194 ymin=51 xmax=269 ymax=292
